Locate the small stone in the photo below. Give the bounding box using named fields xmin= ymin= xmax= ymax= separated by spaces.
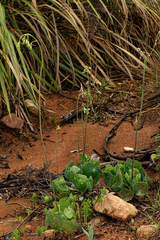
xmin=94 ymin=193 xmax=138 ymax=221
xmin=25 ymin=99 xmax=39 ymax=116
xmin=24 ymin=224 xmax=33 ymax=232
xmin=88 ymin=216 xmax=106 ymax=228
xmin=136 ymin=224 xmax=158 ymax=238
xmin=42 ymin=229 xmax=55 ymax=240
xmin=1 ymin=113 xmax=24 ymax=130
xmin=89 ymin=218 xmax=101 ymax=227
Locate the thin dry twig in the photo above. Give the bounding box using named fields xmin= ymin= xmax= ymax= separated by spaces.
xmin=0 ymin=202 xmax=27 ymax=208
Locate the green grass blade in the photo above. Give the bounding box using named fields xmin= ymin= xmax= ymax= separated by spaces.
xmin=0 ymin=65 xmax=11 ymax=116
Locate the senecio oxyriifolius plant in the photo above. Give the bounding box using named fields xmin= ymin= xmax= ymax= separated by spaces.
xmin=45 ymin=154 xmax=102 ymax=235
xmin=44 ymin=154 xmax=153 ymax=236
xmin=102 ymin=158 xmax=153 ymax=201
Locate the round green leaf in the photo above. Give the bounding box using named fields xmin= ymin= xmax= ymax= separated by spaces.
xmin=132 ymin=182 xmax=148 ymax=196
xmin=104 ymin=166 xmax=117 ymax=175
xmin=64 ymin=206 xmax=75 ymax=219
xmin=120 ymin=189 xmax=134 ymax=201
xmin=101 ymin=171 xmax=114 ymax=189
xmin=58 ymin=199 xmax=70 ymax=212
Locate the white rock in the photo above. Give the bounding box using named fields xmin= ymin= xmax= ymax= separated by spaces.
xmin=41 ymin=229 xmax=55 ymax=240
xmin=94 ymin=193 xmax=138 ymax=221
xmin=136 ymin=224 xmax=158 ymax=238
xmin=124 ymin=147 xmax=134 ymax=152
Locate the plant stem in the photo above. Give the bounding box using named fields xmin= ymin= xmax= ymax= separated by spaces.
xmin=132 ymin=57 xmax=148 ymax=178
xmin=83 ymin=87 xmax=90 ymax=157
xmin=77 ymin=94 xmax=81 ymax=152
xmin=56 ymin=129 xmax=59 ymax=174
xmin=81 ymin=106 xmax=85 ymax=157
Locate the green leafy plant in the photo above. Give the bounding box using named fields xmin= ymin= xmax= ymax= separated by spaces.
xmin=81 ymin=199 xmax=93 ymax=224
xmin=15 ymin=216 xmax=23 ymax=222
xmin=37 ymin=226 xmax=47 ymax=236
xmin=12 ymin=227 xmax=25 ymax=240
xmin=29 ymin=193 xmax=37 ymax=210
xmin=26 ymin=207 xmax=32 ymax=216
xmin=41 ymin=193 xmax=53 ymax=204
xmin=12 ymin=229 xmax=21 ymax=240
xmin=50 ymin=176 xmax=69 ymax=198
xmin=101 ymin=158 xmax=153 ymax=201
xmin=51 ymin=154 xmax=103 ymax=198
xmin=44 ymin=195 xmax=53 ymax=205
xmin=21 ymin=227 xmax=25 ymax=234
xmin=71 ymin=173 xmax=93 ymax=195
xmin=64 ymin=154 xmax=101 ymax=194
xmin=44 ymin=154 xmax=107 ymax=235
xmin=64 ymin=164 xmax=92 ymax=194
xmin=45 ymin=198 xmax=77 ymax=236
xmin=45 ymin=191 xmax=100 ymax=235
xmin=32 ymin=217 xmax=38 ymax=222
xmin=100 ymin=187 xmax=108 ymax=198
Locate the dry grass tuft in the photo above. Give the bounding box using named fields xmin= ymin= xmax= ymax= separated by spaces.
xmin=1 ymin=0 xmax=160 ymax=114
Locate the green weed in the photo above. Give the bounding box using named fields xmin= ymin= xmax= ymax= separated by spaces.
xmin=37 ymin=226 xmax=47 ymax=236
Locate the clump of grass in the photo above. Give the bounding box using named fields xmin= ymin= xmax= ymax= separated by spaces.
xmin=1 ymin=0 xmax=160 ymax=115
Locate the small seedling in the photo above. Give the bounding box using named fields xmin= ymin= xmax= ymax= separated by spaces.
xmin=100 ymin=187 xmax=107 ymax=197
xmin=26 ymin=207 xmax=32 ymax=215
xmin=15 ymin=216 xmax=23 ymax=222
xmin=131 ymin=219 xmax=136 ymax=231
xmin=56 ymin=125 xmax=60 ymax=131
xmin=21 ymin=227 xmax=25 ymax=233
xmin=49 ymin=115 xmax=56 ymax=122
xmin=29 ymin=193 xmax=37 ymax=209
xmin=82 ymin=198 xmax=93 ymax=223
xmin=98 ymin=197 xmax=103 ymax=203
xmin=43 ymin=207 xmax=48 ymax=214
xmin=12 ymin=229 xmax=21 ymax=240
xmin=37 ymin=226 xmax=47 ymax=236
xmin=32 ymin=217 xmax=38 ymax=222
